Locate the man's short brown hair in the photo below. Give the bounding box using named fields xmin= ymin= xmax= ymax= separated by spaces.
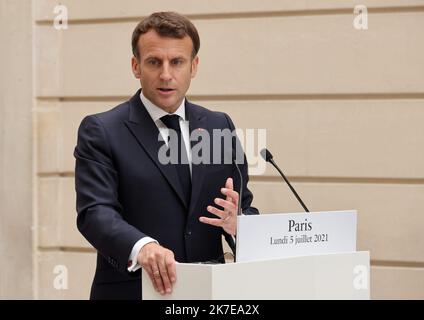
xmin=132 ymin=12 xmax=200 ymax=60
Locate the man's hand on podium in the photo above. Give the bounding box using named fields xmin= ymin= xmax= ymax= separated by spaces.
xmin=200 ymin=177 xmax=238 ymax=236
xmin=138 ymin=242 xmax=176 ymax=295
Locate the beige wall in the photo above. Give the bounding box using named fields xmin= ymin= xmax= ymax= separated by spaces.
xmin=1 ymin=0 xmax=423 ymax=299
xmin=0 ymin=0 xmax=34 ymax=299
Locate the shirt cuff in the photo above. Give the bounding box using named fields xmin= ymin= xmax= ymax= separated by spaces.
xmin=127 ymin=237 xmax=158 ymax=272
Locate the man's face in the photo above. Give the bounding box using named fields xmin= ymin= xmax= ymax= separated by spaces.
xmin=131 ymin=29 xmax=199 ymax=113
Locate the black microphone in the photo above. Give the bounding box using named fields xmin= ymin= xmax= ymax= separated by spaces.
xmin=223 ymin=144 xmax=244 ymax=258
xmin=233 ymin=159 xmax=243 ymax=217
xmin=225 ymin=144 xmax=244 ymax=216
xmin=226 ymin=158 xmax=242 ymax=259
xmin=260 ymin=148 xmax=310 ymax=212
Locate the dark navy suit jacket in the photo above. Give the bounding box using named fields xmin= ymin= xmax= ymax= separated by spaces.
xmin=74 ymin=89 xmax=259 ymax=299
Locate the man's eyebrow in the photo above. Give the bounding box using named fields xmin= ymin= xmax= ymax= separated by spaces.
xmin=143 ymin=54 xmax=188 ymax=62
xmin=144 ymin=55 xmax=161 ymax=60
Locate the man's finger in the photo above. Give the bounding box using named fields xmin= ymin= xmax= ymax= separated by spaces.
xmin=199 ymin=216 xmax=224 ymax=227
xmin=158 ymin=258 xmax=172 ymax=294
xmin=226 ymin=177 xmax=233 ymax=190
xmin=214 ymin=197 xmax=237 ymax=213
xmin=207 ymin=205 xmax=226 ymax=219
xmin=151 ymin=265 xmax=165 ymax=295
xmin=225 ymin=178 xmax=234 ymax=202
xmin=165 ymin=253 xmax=177 ymax=284
xmin=199 ymin=216 xmax=231 ymax=228
xmin=145 ymin=269 xmax=158 ymax=292
xmin=221 ymin=188 xmax=239 ymax=204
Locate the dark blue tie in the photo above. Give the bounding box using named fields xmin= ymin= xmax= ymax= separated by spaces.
xmin=160 ymin=114 xmax=191 ymax=207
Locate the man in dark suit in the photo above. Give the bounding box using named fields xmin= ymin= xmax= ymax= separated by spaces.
xmin=74 ymin=12 xmax=259 ymax=300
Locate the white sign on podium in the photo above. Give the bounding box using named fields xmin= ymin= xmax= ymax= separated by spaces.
xmin=236 ymin=210 xmax=357 ymax=262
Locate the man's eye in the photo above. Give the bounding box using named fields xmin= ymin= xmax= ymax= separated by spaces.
xmin=147 ymin=59 xmax=160 ymax=66
xmin=172 ymin=59 xmax=184 ymax=65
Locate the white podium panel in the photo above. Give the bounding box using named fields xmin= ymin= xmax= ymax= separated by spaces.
xmin=236 ymin=210 xmax=357 ymax=262
xmin=142 ymin=251 xmax=370 ymax=300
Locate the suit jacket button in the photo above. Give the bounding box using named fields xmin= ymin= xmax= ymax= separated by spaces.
xmin=186 ymin=230 xmax=192 ymax=236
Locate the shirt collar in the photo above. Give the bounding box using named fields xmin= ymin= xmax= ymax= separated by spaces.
xmin=139 ymin=90 xmax=186 ymax=122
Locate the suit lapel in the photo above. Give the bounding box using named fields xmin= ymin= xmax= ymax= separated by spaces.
xmin=124 ymin=90 xmax=189 ymax=209
xmin=186 ymin=100 xmax=208 ymax=216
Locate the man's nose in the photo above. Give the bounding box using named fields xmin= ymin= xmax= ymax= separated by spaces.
xmin=159 ymin=63 xmax=172 ymax=81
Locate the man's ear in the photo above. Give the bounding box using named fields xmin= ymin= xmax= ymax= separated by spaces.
xmin=131 ymin=56 xmax=141 ymax=79
xmin=190 ymin=56 xmax=199 ymax=78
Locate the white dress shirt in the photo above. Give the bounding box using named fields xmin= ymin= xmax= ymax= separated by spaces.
xmin=127 ymin=91 xmax=192 ymax=272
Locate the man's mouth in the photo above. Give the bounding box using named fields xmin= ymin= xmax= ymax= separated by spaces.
xmin=158 ymin=88 xmax=175 ymax=93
